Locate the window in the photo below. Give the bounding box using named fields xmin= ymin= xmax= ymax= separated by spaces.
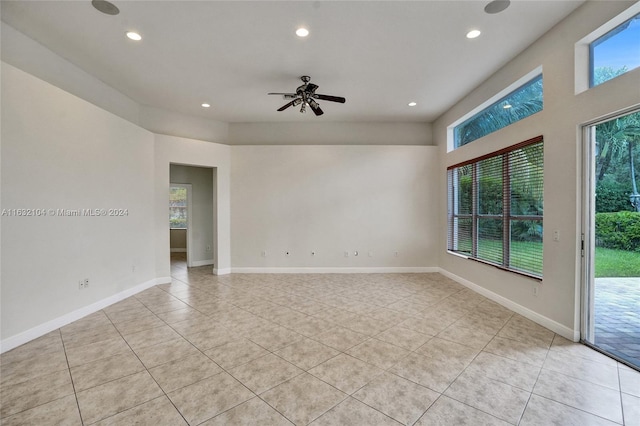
xmin=169 ymin=186 xmax=187 ymax=229
xmin=590 ymin=12 xmax=640 ymax=87
xmin=454 ymin=75 xmax=543 ymax=148
xmin=448 ymin=136 xmax=544 ymax=277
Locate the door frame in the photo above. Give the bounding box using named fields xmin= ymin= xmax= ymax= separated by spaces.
xmin=580 ymin=123 xmax=596 ymax=344
xmin=580 ymin=105 xmax=640 ymax=346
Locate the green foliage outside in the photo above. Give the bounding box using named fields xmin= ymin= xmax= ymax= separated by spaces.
xmin=451 ymin=67 xmax=640 ymax=277
xmin=169 ymin=187 xmax=187 ymax=229
xmin=593 ymin=66 xmax=628 ymax=87
xmin=479 ymin=239 xmax=543 ymax=275
xmin=596 ymin=180 xmax=635 ymax=213
xmin=454 ymin=238 xmax=640 ymax=277
xmin=455 ymin=76 xmax=543 ymax=147
xmin=454 ymin=237 xmax=543 ymax=276
xmin=457 ymin=174 xmax=542 ymax=243
xmin=595 ymin=211 xmax=640 ymax=252
xmin=592 ymin=71 xmax=640 ymax=277
xmin=170 ymin=217 xmax=187 ymax=228
xmin=593 ymin=72 xmax=640 ymax=213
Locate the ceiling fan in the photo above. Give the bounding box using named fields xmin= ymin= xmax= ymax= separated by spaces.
xmin=268 ymin=76 xmax=346 ymax=116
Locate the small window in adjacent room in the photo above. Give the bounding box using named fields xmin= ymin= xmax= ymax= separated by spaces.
xmin=590 ymin=12 xmax=640 ymax=87
xmin=453 ymin=74 xmax=543 ymax=149
xmin=447 ymin=136 xmax=544 ymax=278
xmin=169 ymin=186 xmax=187 ymax=229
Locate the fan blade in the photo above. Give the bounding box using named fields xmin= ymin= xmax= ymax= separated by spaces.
xmin=277 ymin=98 xmax=302 ymax=111
xmin=308 ymin=99 xmax=324 ymax=116
xmin=277 ymin=100 xmax=296 ymax=111
xmin=268 ymin=92 xmax=296 ymax=96
xmin=314 ymin=94 xmax=346 ymax=103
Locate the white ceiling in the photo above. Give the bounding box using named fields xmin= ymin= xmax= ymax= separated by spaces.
xmin=1 ymin=1 xmax=584 ymax=123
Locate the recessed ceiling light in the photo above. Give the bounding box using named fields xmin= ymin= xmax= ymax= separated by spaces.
xmin=126 ymin=31 xmax=142 ymax=41
xmin=92 ymin=0 xmax=119 ymax=15
xmin=408 ymin=102 xmax=417 ymax=107
xmin=296 ymin=28 xmax=309 ymax=37
xmin=201 ymin=103 xmax=211 ymax=108
xmin=466 ymin=30 xmax=481 ymax=39
xmin=485 ymin=0 xmax=511 ymax=14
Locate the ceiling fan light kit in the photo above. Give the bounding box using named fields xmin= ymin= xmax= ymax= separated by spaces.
xmin=268 ymin=76 xmax=346 ymax=116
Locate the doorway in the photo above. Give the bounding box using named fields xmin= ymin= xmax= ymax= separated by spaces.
xmin=169 ymin=164 xmax=216 ymax=272
xmin=170 ymin=183 xmax=192 ymax=267
xmin=582 ymin=108 xmax=640 ymax=370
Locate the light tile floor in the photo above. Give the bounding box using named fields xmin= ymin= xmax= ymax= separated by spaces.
xmin=1 ymin=253 xmax=639 ymax=425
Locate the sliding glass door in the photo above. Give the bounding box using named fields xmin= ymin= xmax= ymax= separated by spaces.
xmin=582 ymin=109 xmax=640 ymax=370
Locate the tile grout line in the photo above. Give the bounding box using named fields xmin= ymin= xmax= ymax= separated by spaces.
xmin=59 ymin=327 xmax=87 ymax=425
xmin=92 ymin=299 xmax=192 ymax=425
xmin=7 ymin=263 xmax=634 ymax=425
xmin=154 ymin=273 xmax=307 ymax=425
xmin=133 ymin=286 xmax=273 ymax=425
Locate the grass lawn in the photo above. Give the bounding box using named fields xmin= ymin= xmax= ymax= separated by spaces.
xmin=456 ymin=238 xmax=543 ymax=275
xmin=595 ymin=247 xmax=640 ymax=277
xmin=455 ymin=238 xmax=640 ymax=277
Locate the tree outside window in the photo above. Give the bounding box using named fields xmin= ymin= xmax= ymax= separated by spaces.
xmin=170 ymin=187 xmax=187 ymax=229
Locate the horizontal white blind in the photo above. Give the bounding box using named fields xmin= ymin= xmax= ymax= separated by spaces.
xmin=448 ymin=136 xmax=543 ymax=278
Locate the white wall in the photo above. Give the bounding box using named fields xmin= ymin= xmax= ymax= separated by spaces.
xmin=140 ymin=106 xmax=229 ymax=145
xmin=231 ymin=145 xmax=438 ymax=271
xmin=0 ymin=62 xmax=233 ymax=350
xmin=154 ymin=135 xmax=231 ymax=277
xmin=434 ymin=1 xmax=640 ymax=338
xmin=1 ymin=23 xmax=140 ymax=125
xmin=170 ymin=229 xmax=187 ymax=250
xmin=1 ymin=63 xmax=156 ymax=343
xmin=170 ymin=165 xmax=215 ymax=264
xmin=228 ymin=122 xmax=432 ymax=146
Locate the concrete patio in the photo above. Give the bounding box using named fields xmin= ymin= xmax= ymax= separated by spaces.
xmin=594 ymin=277 xmax=640 ymax=370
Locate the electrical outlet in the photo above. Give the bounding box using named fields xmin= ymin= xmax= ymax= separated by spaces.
xmin=84 ymin=278 xmax=89 ymax=288
xmin=78 ymin=280 xmax=85 ymax=289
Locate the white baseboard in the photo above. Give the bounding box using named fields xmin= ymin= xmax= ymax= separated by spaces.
xmin=0 ymin=276 xmax=170 ymax=354
xmin=170 ymin=248 xmax=187 ymax=253
xmin=192 ymin=259 xmax=214 ymax=267
xmin=213 ymin=268 xmax=231 ymax=276
xmin=438 ymin=268 xmax=578 ymax=341
xmin=231 ymin=267 xmax=439 ymax=274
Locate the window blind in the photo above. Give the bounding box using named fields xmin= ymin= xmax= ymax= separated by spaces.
xmin=448 ymin=136 xmax=543 ymax=278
